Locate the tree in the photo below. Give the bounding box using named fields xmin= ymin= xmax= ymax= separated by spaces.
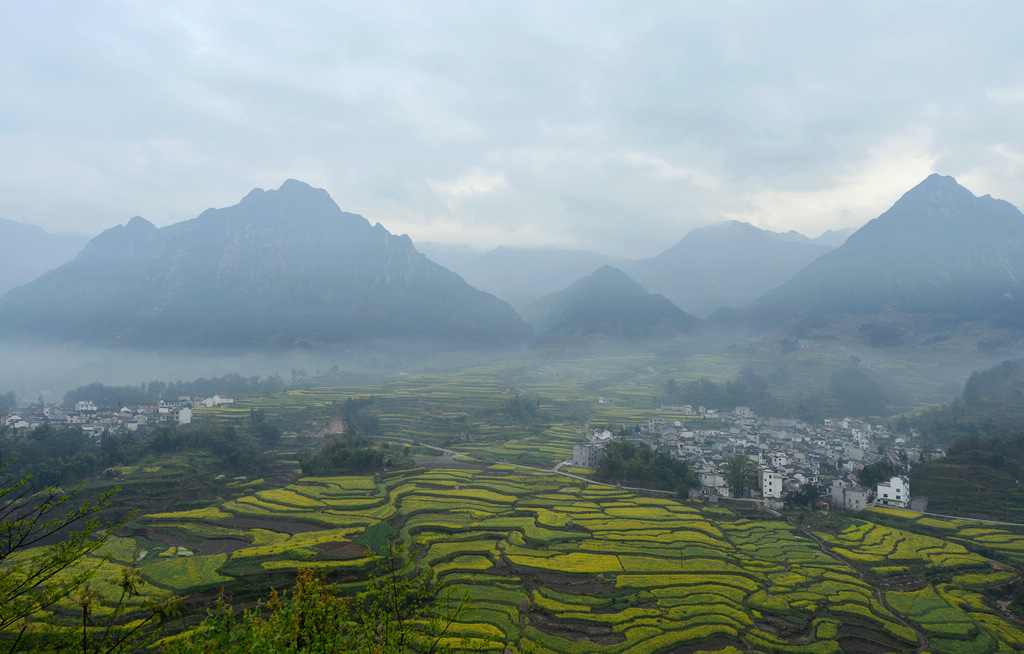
xmin=827 ymin=367 xmax=887 ymax=418
xmin=858 ymin=459 xmax=900 ymax=489
xmin=784 ymin=482 xmax=819 ymax=509
xmin=167 ymin=542 xmax=473 ymax=653
xmin=593 ymin=440 xmax=698 ymax=495
xmin=0 ymin=460 xmax=179 ymax=652
xmin=723 ymin=454 xmax=757 ymax=497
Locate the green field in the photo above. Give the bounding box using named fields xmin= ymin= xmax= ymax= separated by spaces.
xmin=12 ymin=348 xmax=1024 ymax=650
xmin=8 ymin=465 xmax=1005 ymax=653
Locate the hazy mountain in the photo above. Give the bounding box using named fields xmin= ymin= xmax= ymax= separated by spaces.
xmin=522 ymin=265 xmax=701 ymax=344
xmin=626 ymin=221 xmax=835 ymax=317
xmin=0 ymin=218 xmax=88 ymax=296
xmin=738 ymin=174 xmax=1024 ymax=342
xmin=418 ymin=243 xmax=627 ymax=310
xmin=0 ymin=180 xmax=530 ymax=348
xmin=811 ymin=227 xmax=856 ymax=247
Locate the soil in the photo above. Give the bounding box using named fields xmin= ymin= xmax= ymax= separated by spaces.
xmin=837 ymin=636 xmax=900 ymax=653
xmin=144 ymin=531 xmax=196 ymax=548
xmin=759 ymin=615 xmax=811 ymax=640
xmin=219 ymin=517 xmax=323 ymax=534
xmin=197 ymin=538 xmax=250 ymax=556
xmin=665 ymin=638 xmax=740 ymax=653
xmin=525 ymin=611 xmax=625 ymax=645
xmin=530 ymin=572 xmax=614 ymax=596
xmin=413 ymin=457 xmax=484 ymax=470
xmin=313 ymin=542 xmax=367 ymax=560
xmin=838 ymin=623 xmax=903 ymax=652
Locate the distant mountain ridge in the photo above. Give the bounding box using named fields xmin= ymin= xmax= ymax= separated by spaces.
xmin=0 ymin=218 xmax=88 ymax=296
xmin=626 ymin=220 xmax=836 ymax=317
xmin=522 ymin=265 xmax=701 ymax=344
xmin=424 ymin=221 xmax=848 ymax=318
xmin=737 ymin=174 xmax=1024 ymax=341
xmin=418 ymin=244 xmax=626 ymax=311
xmin=0 ymin=180 xmax=530 ymax=348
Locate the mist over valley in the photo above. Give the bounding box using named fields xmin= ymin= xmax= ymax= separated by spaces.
xmin=7 ymin=5 xmax=1024 ymax=648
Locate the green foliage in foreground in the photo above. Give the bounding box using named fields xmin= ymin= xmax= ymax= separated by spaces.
xmin=0 ymin=462 xmax=181 ymax=653
xmin=165 ymin=544 xmax=472 ymax=654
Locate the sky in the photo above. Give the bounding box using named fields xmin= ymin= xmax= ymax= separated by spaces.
xmin=3 ymin=1 xmax=1024 ymax=258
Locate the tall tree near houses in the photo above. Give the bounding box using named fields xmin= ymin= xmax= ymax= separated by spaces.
xmin=723 ymin=454 xmax=757 ymax=497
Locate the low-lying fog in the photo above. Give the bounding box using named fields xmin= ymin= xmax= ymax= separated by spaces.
xmin=2 ymin=332 xmax=1020 ymax=415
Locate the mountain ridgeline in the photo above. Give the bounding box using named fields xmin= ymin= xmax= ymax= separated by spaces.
xmin=3 ymin=174 xmax=1024 ymax=353
xmin=628 ymin=220 xmax=836 ymax=317
xmin=0 ymin=218 xmax=88 ymax=296
xmin=735 ymin=174 xmax=1024 ymax=339
xmin=0 ymin=181 xmax=529 ymax=348
xmin=521 ymin=266 xmax=701 ymax=344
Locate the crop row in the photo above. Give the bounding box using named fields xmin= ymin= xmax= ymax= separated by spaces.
xmin=125 ymin=463 xmax=1024 ymax=653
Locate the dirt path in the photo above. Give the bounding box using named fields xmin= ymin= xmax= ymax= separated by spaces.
xmin=786 ymin=518 xmax=928 ymax=653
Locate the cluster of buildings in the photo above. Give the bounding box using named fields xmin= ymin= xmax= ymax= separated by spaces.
xmin=1 ymin=395 xmax=234 ymax=439
xmin=572 ymin=404 xmax=939 ymax=511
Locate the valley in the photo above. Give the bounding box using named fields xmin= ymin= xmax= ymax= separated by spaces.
xmin=6 ymin=351 xmax=1024 ymax=652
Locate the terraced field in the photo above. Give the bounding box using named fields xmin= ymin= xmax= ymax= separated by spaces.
xmin=21 ymin=465 xmax=1024 ymax=653
xmin=190 ymin=356 xmax=729 ymax=468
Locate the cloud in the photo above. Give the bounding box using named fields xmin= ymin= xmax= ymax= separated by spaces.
xmin=429 ymin=172 xmax=509 ymax=198
xmin=726 ymin=129 xmax=939 ymax=236
xmin=2 ymin=1 xmax=1024 ymax=256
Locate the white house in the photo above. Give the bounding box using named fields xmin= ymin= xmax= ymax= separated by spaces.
xmin=177 ymin=407 xmax=193 ymax=425
xmin=843 ymin=486 xmax=870 ymax=511
xmin=698 ymin=468 xmax=725 ymax=488
xmin=75 ymin=400 xmax=98 ymax=412
xmin=202 ymin=394 xmax=235 ymax=408
xmin=830 ymin=478 xmax=869 ymax=511
xmin=770 ymin=452 xmax=789 ymax=468
xmin=876 ymin=475 xmax=910 ymax=508
xmin=572 ymin=442 xmax=604 ymax=468
xmin=759 ymin=468 xmax=783 ymax=499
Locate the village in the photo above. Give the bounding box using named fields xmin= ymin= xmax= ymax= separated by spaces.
xmin=1 ymin=394 xmax=234 ymax=436
xmin=571 ymin=402 xmax=941 ymax=512
xmin=5 ymin=390 xmax=937 ymax=514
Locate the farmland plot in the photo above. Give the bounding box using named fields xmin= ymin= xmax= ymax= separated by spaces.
xmin=38 ymin=464 xmax=1016 ymax=653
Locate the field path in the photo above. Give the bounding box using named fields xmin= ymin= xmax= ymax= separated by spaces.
xmin=787 ymin=517 xmax=928 ymax=653
xmin=917 ymin=510 xmax=1024 ymax=528
xmin=373 ymin=433 xmax=696 ymax=496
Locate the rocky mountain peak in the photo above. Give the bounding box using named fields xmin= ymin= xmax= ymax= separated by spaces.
xmin=0 ymin=181 xmax=529 ymax=348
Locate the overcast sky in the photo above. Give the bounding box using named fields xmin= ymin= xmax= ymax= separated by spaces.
xmin=3 ymin=2 xmax=1023 ymax=257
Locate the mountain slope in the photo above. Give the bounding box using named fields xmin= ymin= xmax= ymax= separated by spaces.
xmin=739 ymin=174 xmax=1024 ymax=338
xmin=418 ymin=244 xmax=627 ymax=310
xmin=626 ymin=221 xmax=835 ymax=317
xmin=522 ymin=266 xmax=701 ymax=343
xmin=0 ymin=180 xmax=530 ymax=348
xmin=0 ymin=219 xmax=88 ymax=296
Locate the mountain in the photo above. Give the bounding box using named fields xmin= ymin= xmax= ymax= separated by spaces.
xmin=417 ymin=244 xmax=627 ymax=310
xmin=0 ymin=219 xmax=88 ymax=296
xmin=0 ymin=180 xmax=530 ymax=348
xmin=522 ymin=266 xmax=701 ymax=344
xmin=738 ymin=174 xmax=1024 ymax=341
xmin=626 ymin=221 xmax=835 ymax=317
xmin=811 ymin=227 xmax=856 ymax=247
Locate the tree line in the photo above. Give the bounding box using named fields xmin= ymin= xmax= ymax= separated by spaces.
xmin=1 ymin=411 xmax=280 ymax=488
xmin=661 ymin=365 xmax=889 ymax=422
xmin=62 ymin=373 xmax=286 ymax=411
